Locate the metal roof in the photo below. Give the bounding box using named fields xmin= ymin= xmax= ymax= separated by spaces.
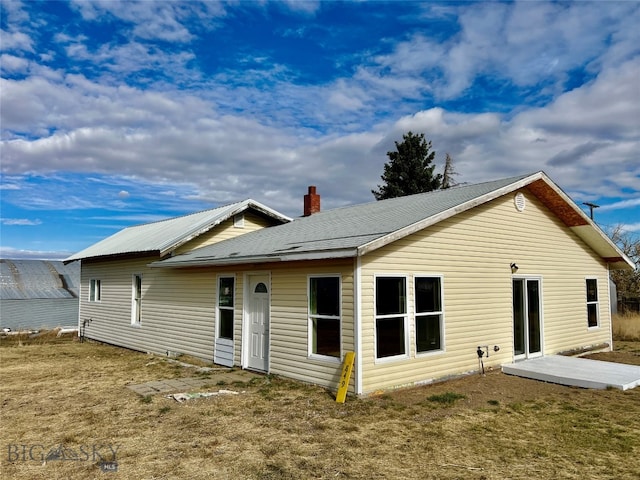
xmin=0 ymin=259 xmax=80 ymax=300
xmin=152 ymin=171 xmax=633 ymax=270
xmin=65 ymin=199 xmax=291 ymax=262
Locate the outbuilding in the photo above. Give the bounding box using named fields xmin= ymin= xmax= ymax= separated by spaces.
xmin=0 ymin=259 xmax=80 ymax=331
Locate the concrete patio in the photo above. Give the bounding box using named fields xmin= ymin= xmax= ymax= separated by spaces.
xmin=127 ymin=369 xmax=263 ymax=396
xmin=503 ymin=355 xmax=640 ymax=390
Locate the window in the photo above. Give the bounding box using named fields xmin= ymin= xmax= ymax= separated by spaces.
xmin=415 ymin=277 xmax=444 ymax=353
xmin=586 ymin=278 xmax=599 ymax=328
xmin=309 ymin=276 xmax=341 ymax=359
xmin=218 ymin=277 xmax=234 ymax=340
xmin=375 ymin=276 xmax=407 ymax=359
xmin=89 ymin=279 xmax=101 ymax=302
xmin=131 ymin=274 xmax=142 ymax=325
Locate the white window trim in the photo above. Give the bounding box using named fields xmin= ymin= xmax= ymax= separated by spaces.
xmin=307 ymin=274 xmax=342 ymax=363
xmin=374 ymin=274 xmax=409 ymax=364
xmin=89 ymin=278 xmax=101 ymax=303
xmin=131 ymin=273 xmax=142 ymax=327
xmin=586 ymin=277 xmax=599 ymax=329
xmin=414 ymin=274 xmax=446 ymax=357
xmin=217 ymin=274 xmax=236 ymax=341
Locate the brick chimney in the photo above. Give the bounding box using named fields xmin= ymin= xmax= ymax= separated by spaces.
xmin=303 ymin=186 xmax=320 ymax=216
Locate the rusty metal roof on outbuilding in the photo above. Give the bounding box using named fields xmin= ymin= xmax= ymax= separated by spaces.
xmin=64 ymin=199 xmax=291 ymax=263
xmin=0 ymin=259 xmax=80 ymax=300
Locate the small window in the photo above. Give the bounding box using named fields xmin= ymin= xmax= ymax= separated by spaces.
xmin=131 ymin=274 xmax=142 ymax=325
xmin=375 ymin=276 xmax=407 ymax=359
xmin=89 ymin=279 xmax=101 ymax=302
xmin=586 ymin=278 xmax=599 ymax=328
xmin=218 ymin=277 xmax=234 ymax=340
xmin=309 ymin=276 xmax=341 ymax=359
xmin=234 ymin=213 xmax=244 ymax=228
xmin=415 ymin=277 xmax=444 ymax=353
xmin=254 ymin=282 xmax=268 ymax=293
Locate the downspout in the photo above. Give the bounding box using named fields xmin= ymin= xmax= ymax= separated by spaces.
xmin=354 ymin=255 xmax=363 ymax=395
xmin=77 ymin=261 xmax=83 ymax=334
xmin=607 ymin=263 xmax=613 ymax=352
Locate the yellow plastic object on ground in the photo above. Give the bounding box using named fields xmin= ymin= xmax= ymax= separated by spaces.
xmin=336 ymin=351 xmax=355 ymax=403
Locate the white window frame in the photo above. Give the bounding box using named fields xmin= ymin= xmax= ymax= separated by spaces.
xmin=414 ymin=275 xmax=445 ymax=356
xmin=89 ymin=279 xmax=101 ymax=302
xmin=374 ymin=274 xmax=409 ymax=363
xmin=131 ymin=274 xmax=142 ymax=326
xmin=217 ymin=275 xmax=235 ymax=340
xmin=586 ymin=277 xmax=599 ymax=329
xmin=307 ymin=274 xmax=342 ymax=362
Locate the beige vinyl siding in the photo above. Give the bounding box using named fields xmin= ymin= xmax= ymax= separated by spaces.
xmin=359 ymin=189 xmax=611 ymax=393
xmin=175 ymin=212 xmax=277 ymax=254
xmin=267 ymin=259 xmax=355 ymax=391
xmin=80 ymin=257 xmax=217 ymax=361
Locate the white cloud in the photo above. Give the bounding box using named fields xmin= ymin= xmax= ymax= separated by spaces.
xmin=1 ymin=218 xmax=42 ymax=226
xmin=0 ymin=246 xmax=72 ymax=260
xmin=362 ymin=1 xmax=640 ymax=100
xmin=1 ymin=1 xmax=638 ymax=220
xmin=0 ymin=54 xmax=29 ymax=74
xmin=0 ymin=29 xmax=34 ymax=52
xmin=70 ymin=0 xmax=226 ymax=42
xmin=599 ymin=198 xmax=640 ymax=212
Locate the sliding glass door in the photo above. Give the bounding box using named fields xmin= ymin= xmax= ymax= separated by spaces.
xmin=513 ymin=278 xmax=542 ymax=360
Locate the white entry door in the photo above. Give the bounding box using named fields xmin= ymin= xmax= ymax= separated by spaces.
xmin=246 ymin=274 xmax=270 ymax=372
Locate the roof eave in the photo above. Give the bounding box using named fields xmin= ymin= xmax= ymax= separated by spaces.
xmin=150 ymin=248 xmax=357 ymax=269
xmin=528 ymin=173 xmax=634 ymax=270
xmin=65 ymin=250 xmax=161 ymax=264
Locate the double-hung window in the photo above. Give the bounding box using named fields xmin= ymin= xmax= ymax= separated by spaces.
xmin=375 ymin=276 xmax=408 ymax=360
xmin=131 ymin=274 xmax=142 ymax=326
xmin=308 ymin=276 xmax=341 ymax=359
xmin=586 ymin=278 xmax=599 ymax=328
xmin=218 ymin=277 xmax=234 ymax=340
xmin=415 ymin=276 xmax=444 ymax=353
xmin=89 ymin=279 xmax=101 ymax=302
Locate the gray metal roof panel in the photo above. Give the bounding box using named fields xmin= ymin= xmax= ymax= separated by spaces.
xmin=65 ymin=200 xmax=291 ymax=262
xmin=0 ymin=259 xmax=80 ymax=300
xmin=154 ymin=173 xmax=535 ymax=267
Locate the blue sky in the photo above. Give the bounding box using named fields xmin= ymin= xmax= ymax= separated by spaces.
xmin=1 ymin=0 xmax=639 ymax=260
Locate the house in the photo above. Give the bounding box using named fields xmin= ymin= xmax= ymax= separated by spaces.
xmin=67 ymin=172 xmax=634 ymax=395
xmin=0 ymin=259 xmax=80 ymax=331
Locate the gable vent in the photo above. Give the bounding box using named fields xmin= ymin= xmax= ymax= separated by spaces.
xmin=514 ymin=193 xmax=526 ymax=212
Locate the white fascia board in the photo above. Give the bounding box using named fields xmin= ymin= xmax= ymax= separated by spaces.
xmin=242 ymin=200 xmax=293 ymax=223
xmin=149 ymin=255 xmax=281 ymax=268
xmin=149 ymin=248 xmax=357 ymax=269
xmin=357 ymin=172 xmax=542 ymax=257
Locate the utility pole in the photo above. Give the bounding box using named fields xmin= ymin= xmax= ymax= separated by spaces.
xmin=582 ymin=202 xmax=600 ymax=220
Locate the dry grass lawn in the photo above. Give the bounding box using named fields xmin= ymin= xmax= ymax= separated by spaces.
xmin=1 ymin=332 xmax=640 ymax=480
xmin=613 ymin=312 xmax=640 ymax=341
